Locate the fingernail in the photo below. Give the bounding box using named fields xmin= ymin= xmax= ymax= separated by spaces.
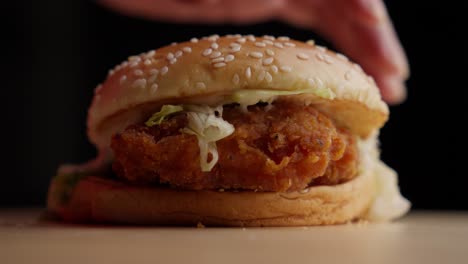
xmin=360 ymin=0 xmax=387 ymax=22
xmin=382 ymin=78 xmax=407 ymax=105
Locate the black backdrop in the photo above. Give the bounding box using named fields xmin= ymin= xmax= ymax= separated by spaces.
xmin=2 ymin=1 xmax=467 ymax=209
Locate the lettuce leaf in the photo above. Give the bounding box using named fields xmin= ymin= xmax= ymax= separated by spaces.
xmin=228 ymin=87 xmax=336 ymax=107
xmin=145 ymin=105 xmax=183 ymax=127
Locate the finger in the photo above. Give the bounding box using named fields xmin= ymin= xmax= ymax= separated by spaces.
xmin=98 ymin=0 xmax=283 ymax=24
xmin=350 ymin=19 xmax=410 ymax=79
xmin=221 ymin=0 xmax=285 ymax=24
xmin=337 ymin=0 xmax=410 ymax=78
xmin=373 ymin=73 xmax=407 ymax=104
xmin=310 ymin=16 xmax=407 ymax=104
xmin=279 ymin=2 xmax=319 ymax=29
xmin=346 ymin=0 xmax=387 ymax=24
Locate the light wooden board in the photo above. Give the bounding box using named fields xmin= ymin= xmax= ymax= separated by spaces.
xmin=1 ymin=209 xmax=467 ymax=264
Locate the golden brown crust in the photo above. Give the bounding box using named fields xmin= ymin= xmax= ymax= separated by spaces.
xmin=87 ymin=35 xmax=388 ymax=151
xmin=47 ymin=168 xmax=376 ymax=226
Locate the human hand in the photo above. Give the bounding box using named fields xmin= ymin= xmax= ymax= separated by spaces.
xmin=99 ymin=0 xmax=409 ymax=104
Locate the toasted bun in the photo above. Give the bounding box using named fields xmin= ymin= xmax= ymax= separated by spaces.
xmin=88 ymin=35 xmax=388 ymax=151
xmin=47 ymin=168 xmax=376 ymax=226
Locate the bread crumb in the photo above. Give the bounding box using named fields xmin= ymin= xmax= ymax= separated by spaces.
xmin=197 ymin=222 xmax=205 ymax=228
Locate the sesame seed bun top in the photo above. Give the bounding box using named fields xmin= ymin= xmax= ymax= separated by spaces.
xmin=88 ymin=34 xmax=389 ymax=151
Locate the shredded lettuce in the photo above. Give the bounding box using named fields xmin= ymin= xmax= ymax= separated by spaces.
xmin=228 ymin=87 xmax=336 ymax=107
xmin=145 ymin=105 xmax=183 ymax=127
xmin=181 ymin=105 xmax=234 ymax=171
xmin=145 ymin=104 xmax=234 ymax=172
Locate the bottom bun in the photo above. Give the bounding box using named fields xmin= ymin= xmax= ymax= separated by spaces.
xmin=47 ymin=169 xmax=376 ymax=227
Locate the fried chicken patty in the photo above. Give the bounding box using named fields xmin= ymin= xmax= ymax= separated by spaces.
xmin=111 ymin=102 xmax=358 ymax=192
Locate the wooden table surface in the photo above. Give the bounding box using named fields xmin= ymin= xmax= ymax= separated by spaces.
xmin=1 ymin=209 xmax=467 ymax=264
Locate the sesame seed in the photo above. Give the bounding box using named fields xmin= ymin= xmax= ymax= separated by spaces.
xmin=121 ymin=61 xmax=129 ymax=67
xmin=284 ymin=42 xmax=296 ymax=47
xmin=231 ymin=45 xmax=241 ymax=52
xmin=208 ymin=34 xmax=219 ymax=42
xmin=249 ymin=52 xmax=263 ymax=58
xmin=129 ymin=56 xmax=141 ymax=62
xmin=270 ymin=65 xmax=278 ymax=74
xmin=132 ymin=78 xmax=146 ymax=88
xmin=255 ymin=42 xmax=267 ymax=47
xmin=149 ymin=69 xmax=159 ymax=75
xmin=120 ymin=75 xmax=127 ymax=84
xmin=225 ymin=54 xmax=235 ymax=62
xmin=263 ymin=35 xmax=275 ymax=40
xmin=213 ymin=62 xmax=226 ymax=68
xmin=345 ymin=70 xmax=352 ymax=80
xmin=307 ymin=78 xmax=316 ymax=86
xmin=182 ymin=47 xmax=192 ymax=53
xmin=108 ymin=69 xmax=114 ymax=76
xmin=233 ymin=34 xmax=242 ymax=38
xmin=262 ymin=39 xmax=274 ymax=45
xmin=354 ymin=63 xmax=363 ymax=72
xmin=236 ymin=38 xmax=246 ymax=43
xmin=265 ymin=72 xmax=273 ymax=82
xmin=257 ymin=70 xmax=266 ymax=81
xmin=134 ymin=69 xmax=143 ymax=76
xmin=145 ymin=50 xmax=155 ymax=58
xmin=202 ymin=48 xmax=213 ymax=56
xmin=129 ymin=61 xmax=139 ymax=67
xmin=274 ymin=42 xmax=284 ymax=49
xmin=148 ymin=74 xmax=158 ymax=83
xmin=160 ymin=66 xmax=168 ymax=75
xmin=336 ymin=53 xmax=348 ymax=61
xmin=280 ymin=65 xmax=292 ymax=72
xmin=316 ymin=46 xmax=327 ymax=52
xmin=263 ymin=57 xmax=274 ymax=65
xmin=144 ymin=59 xmax=152 ymax=65
xmin=232 ymin=73 xmax=240 ymax=85
xmin=175 ymin=50 xmax=183 ymax=58
xmin=306 ymin=40 xmax=315 ymax=46
xmin=150 ymin=83 xmax=158 ymax=93
xmin=246 ymin=35 xmax=256 ymax=42
xmin=315 ymin=53 xmax=324 ymax=61
xmin=167 ymin=53 xmax=174 ymax=60
xmin=210 ymin=51 xmax=222 ymax=58
xmin=211 ymin=42 xmax=219 ymax=49
xmin=196 ymin=82 xmax=206 ymax=89
xmin=230 ymin=42 xmax=241 ymax=48
xmin=169 ymin=58 xmax=177 ymax=64
xmin=191 ymin=38 xmax=199 ymax=43
xmin=278 ymin=36 xmax=290 ymax=41
xmin=297 ymin=53 xmax=309 ymax=60
xmin=299 ymin=188 xmax=310 ymax=194
xmin=324 ymin=55 xmax=333 ymax=64
xmin=266 ymin=49 xmax=275 ymax=56
xmin=226 ymin=34 xmax=235 ymax=38
xmin=211 ymin=57 xmax=225 ymax=63
xmin=245 ymin=67 xmax=252 ymax=79
xmin=171 ymin=42 xmax=177 ymax=46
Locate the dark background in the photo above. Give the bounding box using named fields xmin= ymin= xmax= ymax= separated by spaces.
xmin=2 ymin=1 xmax=467 ymax=209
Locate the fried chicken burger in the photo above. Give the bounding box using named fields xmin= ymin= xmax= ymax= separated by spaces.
xmin=47 ymin=35 xmax=410 ymax=226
